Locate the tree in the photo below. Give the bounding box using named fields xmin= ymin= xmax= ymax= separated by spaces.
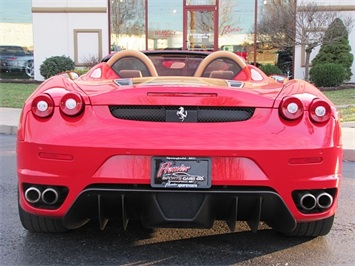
xmin=257 ymin=0 xmax=297 ymax=50
xmin=257 ymin=1 xmax=354 ymax=81
xmin=311 ymin=18 xmax=353 ymax=81
xmin=111 ymin=0 xmax=145 ymax=37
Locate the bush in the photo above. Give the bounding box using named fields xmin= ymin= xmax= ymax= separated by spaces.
xmin=309 ymin=63 xmax=345 ymax=87
xmin=81 ymin=54 xmax=100 ymax=68
xmin=259 ymin=64 xmax=282 ymax=76
xmin=311 ymin=18 xmax=353 ymax=81
xmin=74 ymin=68 xmax=90 ymax=76
xmin=40 ymin=55 xmax=75 ymax=79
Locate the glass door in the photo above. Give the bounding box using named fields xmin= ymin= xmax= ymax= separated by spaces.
xmin=183 ymin=2 xmax=218 ymax=51
xmin=186 ymin=10 xmax=214 ymax=51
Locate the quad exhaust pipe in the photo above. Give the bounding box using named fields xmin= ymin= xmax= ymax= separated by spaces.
xmin=298 ymin=191 xmax=333 ymax=211
xmin=42 ymin=187 xmax=59 ymax=205
xmin=299 ymin=192 xmax=317 ymax=211
xmin=24 ymin=186 xmax=60 ymax=205
xmin=316 ymin=192 xmax=333 ymax=209
xmin=24 ymin=186 xmax=42 ymax=204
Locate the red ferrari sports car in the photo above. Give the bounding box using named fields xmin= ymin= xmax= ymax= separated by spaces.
xmin=17 ymin=50 xmax=342 ymax=237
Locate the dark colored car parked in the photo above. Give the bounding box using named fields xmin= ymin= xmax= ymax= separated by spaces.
xmin=276 ymin=50 xmax=293 ymax=78
xmin=0 ymin=45 xmax=34 ymax=78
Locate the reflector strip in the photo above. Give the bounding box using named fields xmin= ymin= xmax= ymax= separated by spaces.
xmin=288 ymin=157 xmax=323 ymax=165
xmin=39 ymin=152 xmax=74 ymax=161
xmin=147 ymin=92 xmax=218 ymax=97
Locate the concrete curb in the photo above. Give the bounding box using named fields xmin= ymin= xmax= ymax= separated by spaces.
xmin=343 ymin=150 xmax=355 ymax=162
xmin=0 ymin=125 xmax=18 ymax=135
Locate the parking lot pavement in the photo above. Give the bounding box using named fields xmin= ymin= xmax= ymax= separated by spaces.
xmin=0 ymin=107 xmax=354 ymax=161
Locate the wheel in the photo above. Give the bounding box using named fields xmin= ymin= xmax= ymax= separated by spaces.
xmin=282 ymin=215 xmax=335 ymax=237
xmin=24 ymin=60 xmax=34 ymax=78
xmin=19 ymin=204 xmax=68 ymax=233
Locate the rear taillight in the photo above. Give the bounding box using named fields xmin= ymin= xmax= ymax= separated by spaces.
xmin=309 ymin=98 xmax=331 ymax=123
xmin=279 ymin=96 xmax=304 ymax=120
xmin=60 ymin=92 xmax=84 ymax=116
xmin=31 ymin=94 xmax=54 ymax=118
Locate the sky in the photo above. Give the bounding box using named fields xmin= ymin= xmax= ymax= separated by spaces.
xmin=0 ymin=0 xmax=32 ymax=23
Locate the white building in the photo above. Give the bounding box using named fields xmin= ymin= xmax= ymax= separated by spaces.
xmin=32 ymin=0 xmax=109 ymax=80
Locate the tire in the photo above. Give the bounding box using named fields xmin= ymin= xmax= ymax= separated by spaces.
xmin=282 ymin=215 xmax=335 ymax=237
xmin=24 ymin=60 xmax=34 ymax=78
xmin=19 ymin=204 xmax=68 ymax=233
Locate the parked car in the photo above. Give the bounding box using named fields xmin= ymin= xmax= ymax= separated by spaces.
xmin=220 ymin=44 xmax=248 ymax=61
xmin=0 ymin=45 xmax=34 ymax=77
xmin=276 ymin=50 xmax=293 ymax=78
xmin=17 ymin=50 xmax=342 ymax=237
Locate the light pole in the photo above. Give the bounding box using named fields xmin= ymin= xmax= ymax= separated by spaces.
xmin=254 ymin=1 xmax=268 ymax=66
xmin=253 ymin=0 xmax=258 ymax=66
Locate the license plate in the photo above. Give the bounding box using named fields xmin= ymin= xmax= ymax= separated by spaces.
xmin=151 ymin=157 xmax=211 ymax=188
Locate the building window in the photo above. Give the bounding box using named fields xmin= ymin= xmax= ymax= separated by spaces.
xmin=186 ymin=0 xmax=216 ymax=5
xmin=108 ymin=0 xmax=292 ymax=72
xmin=74 ymin=29 xmax=102 ymax=66
xmin=110 ymin=0 xmax=146 ymax=51
xmin=148 ymin=0 xmax=183 ymax=50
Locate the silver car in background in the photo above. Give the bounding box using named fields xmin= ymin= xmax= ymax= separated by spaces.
xmin=0 ymin=45 xmax=34 ymax=78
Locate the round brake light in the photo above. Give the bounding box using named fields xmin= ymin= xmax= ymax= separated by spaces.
xmin=60 ymin=93 xmax=84 ymax=116
xmin=31 ymin=94 xmax=54 ymax=118
xmin=309 ymin=98 xmax=331 ymax=123
xmin=279 ymin=97 xmax=304 ymax=120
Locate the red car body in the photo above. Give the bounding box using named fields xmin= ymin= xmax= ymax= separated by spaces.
xmin=17 ymin=50 xmax=342 ymax=236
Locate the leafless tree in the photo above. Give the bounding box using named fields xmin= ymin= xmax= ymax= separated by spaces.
xmin=193 ymin=11 xmax=214 ymax=33
xmin=257 ymin=0 xmax=297 ymax=50
xmin=81 ymin=54 xmax=100 ymax=68
xmin=257 ymin=1 xmax=354 ymax=81
xmin=111 ymin=0 xmax=145 ymax=37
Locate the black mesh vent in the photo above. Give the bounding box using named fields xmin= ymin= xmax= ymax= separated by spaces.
xmin=109 ymin=106 xmax=255 ymax=123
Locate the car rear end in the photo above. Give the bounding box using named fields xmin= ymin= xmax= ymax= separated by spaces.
xmin=17 ymin=74 xmax=342 ymax=235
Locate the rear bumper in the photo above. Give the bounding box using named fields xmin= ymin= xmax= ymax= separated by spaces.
xmin=17 ymin=143 xmax=341 ymax=232
xmin=17 ymin=107 xmax=343 ymax=231
xmin=0 ymin=59 xmax=27 ymax=71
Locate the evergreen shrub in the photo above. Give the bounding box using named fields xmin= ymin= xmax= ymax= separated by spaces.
xmin=309 ymin=63 xmax=345 ymax=87
xmin=40 ymin=55 xmax=75 ymax=79
xmin=259 ymin=64 xmax=282 ymax=76
xmin=311 ymin=18 xmax=353 ymax=81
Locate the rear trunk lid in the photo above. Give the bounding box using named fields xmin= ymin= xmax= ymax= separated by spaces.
xmin=75 ymin=77 xmax=283 ymax=108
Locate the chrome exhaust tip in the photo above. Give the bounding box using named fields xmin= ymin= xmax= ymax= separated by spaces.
xmin=299 ymin=192 xmax=317 ymax=210
xmin=41 ymin=187 xmax=59 ymax=205
xmin=316 ymin=192 xmax=333 ymax=209
xmin=25 ymin=187 xmax=42 ymax=204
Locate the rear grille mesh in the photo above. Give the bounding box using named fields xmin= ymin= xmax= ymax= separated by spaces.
xmin=109 ymin=105 xmax=255 ymax=123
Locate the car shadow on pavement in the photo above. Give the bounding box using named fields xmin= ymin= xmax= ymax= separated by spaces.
xmin=20 ymin=220 xmax=320 ymax=265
